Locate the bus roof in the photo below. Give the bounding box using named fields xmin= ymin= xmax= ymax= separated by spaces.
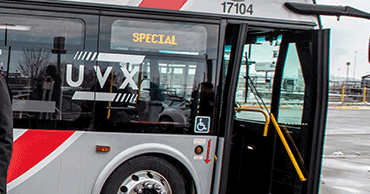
xmin=51 ymin=0 xmax=318 ymax=25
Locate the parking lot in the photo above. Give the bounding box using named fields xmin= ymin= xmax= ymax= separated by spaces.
xmin=319 ymin=108 xmax=370 ymax=194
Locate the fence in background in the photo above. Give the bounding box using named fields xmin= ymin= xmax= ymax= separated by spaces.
xmin=329 ymin=80 xmax=370 ymax=103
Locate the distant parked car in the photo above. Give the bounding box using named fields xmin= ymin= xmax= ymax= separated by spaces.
xmin=158 ymin=95 xmax=191 ymax=132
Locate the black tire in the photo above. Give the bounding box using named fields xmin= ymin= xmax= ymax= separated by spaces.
xmin=101 ymin=155 xmax=187 ymax=194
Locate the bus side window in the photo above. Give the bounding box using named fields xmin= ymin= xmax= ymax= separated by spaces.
xmin=96 ymin=17 xmax=218 ymax=134
xmin=0 ymin=13 xmax=92 ymax=130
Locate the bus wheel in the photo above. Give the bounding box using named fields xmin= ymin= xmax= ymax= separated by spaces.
xmin=101 ymin=155 xmax=187 ymax=194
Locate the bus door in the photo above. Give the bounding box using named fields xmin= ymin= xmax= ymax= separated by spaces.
xmin=219 ymin=23 xmax=329 ymax=194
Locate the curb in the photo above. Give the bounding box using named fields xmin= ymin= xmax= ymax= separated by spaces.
xmin=240 ymin=105 xmax=370 ymax=110
xmin=328 ymin=103 xmax=370 ymax=109
xmin=328 ymin=106 xmax=370 ymax=109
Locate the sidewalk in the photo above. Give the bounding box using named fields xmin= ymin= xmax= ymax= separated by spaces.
xmin=328 ymin=93 xmax=370 ymax=109
xmin=328 ymin=102 xmax=370 ymax=109
xmin=238 ymin=102 xmax=370 ymax=110
xmin=237 ymin=94 xmax=370 ymax=109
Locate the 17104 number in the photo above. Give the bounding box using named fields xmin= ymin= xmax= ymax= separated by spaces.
xmin=221 ymin=2 xmax=253 ymax=15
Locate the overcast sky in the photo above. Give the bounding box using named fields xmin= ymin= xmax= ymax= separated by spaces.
xmin=316 ymin=0 xmax=370 ymax=80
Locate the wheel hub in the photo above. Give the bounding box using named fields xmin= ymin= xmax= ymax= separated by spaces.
xmin=118 ymin=170 xmax=172 ymax=194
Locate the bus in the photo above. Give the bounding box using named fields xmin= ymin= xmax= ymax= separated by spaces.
xmin=0 ymin=0 xmax=366 ymax=193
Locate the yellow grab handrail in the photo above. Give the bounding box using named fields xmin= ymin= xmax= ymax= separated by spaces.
xmin=107 ymin=72 xmax=114 ymax=119
xmin=234 ymin=108 xmax=270 ymax=137
xmin=270 ymin=113 xmax=307 ymax=182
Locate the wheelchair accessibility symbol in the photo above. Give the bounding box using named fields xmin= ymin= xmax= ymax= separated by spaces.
xmin=194 ymin=116 xmax=210 ymax=133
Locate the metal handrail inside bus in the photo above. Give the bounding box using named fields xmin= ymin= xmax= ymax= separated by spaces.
xmin=234 ymin=107 xmax=308 ymax=181
xmin=234 ymin=107 xmax=270 ymax=137
xmin=270 ymin=113 xmax=308 ymax=182
xmin=241 ymin=76 xmax=308 ymax=182
xmin=246 ymin=76 xmax=270 ymax=114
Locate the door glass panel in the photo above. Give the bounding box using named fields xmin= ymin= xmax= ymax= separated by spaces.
xmin=235 ymin=34 xmax=282 ymax=121
xmin=278 ymin=43 xmax=305 ymax=124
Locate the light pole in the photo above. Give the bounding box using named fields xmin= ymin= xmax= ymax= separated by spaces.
xmin=353 ymin=51 xmax=357 ymax=81
xmin=51 ymin=37 xmax=66 ymax=120
xmin=0 ymin=23 xmax=15 ymax=83
xmin=346 ymin=62 xmax=350 ymax=86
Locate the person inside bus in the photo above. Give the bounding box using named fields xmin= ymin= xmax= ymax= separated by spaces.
xmin=30 ymin=76 xmax=45 ymax=101
xmin=189 ymin=82 xmax=214 ymax=132
xmin=137 ymin=72 xmax=164 ymax=123
xmin=89 ymin=73 xmax=118 ymax=130
xmin=198 ymin=82 xmax=215 ymax=118
xmin=28 ymin=76 xmax=45 ymax=119
xmin=44 ymin=65 xmax=62 ymax=119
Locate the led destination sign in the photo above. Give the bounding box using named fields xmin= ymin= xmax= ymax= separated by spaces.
xmin=132 ymin=33 xmax=177 ymax=45
xmin=111 ymin=20 xmax=208 ymax=55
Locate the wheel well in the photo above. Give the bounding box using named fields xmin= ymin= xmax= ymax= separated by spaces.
xmin=156 ymin=154 xmax=196 ymax=194
xmin=140 ymin=153 xmax=196 ymax=194
xmin=105 ymin=153 xmax=197 ymax=194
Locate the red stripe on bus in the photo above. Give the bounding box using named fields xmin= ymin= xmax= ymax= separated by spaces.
xmin=7 ymin=130 xmax=75 ymax=183
xmin=139 ymin=0 xmax=188 ymax=10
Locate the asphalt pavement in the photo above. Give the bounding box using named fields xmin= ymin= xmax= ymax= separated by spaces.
xmin=319 ymin=108 xmax=370 ymax=194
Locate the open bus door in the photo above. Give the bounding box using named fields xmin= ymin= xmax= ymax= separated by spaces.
xmin=218 ymin=23 xmax=329 ymax=194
